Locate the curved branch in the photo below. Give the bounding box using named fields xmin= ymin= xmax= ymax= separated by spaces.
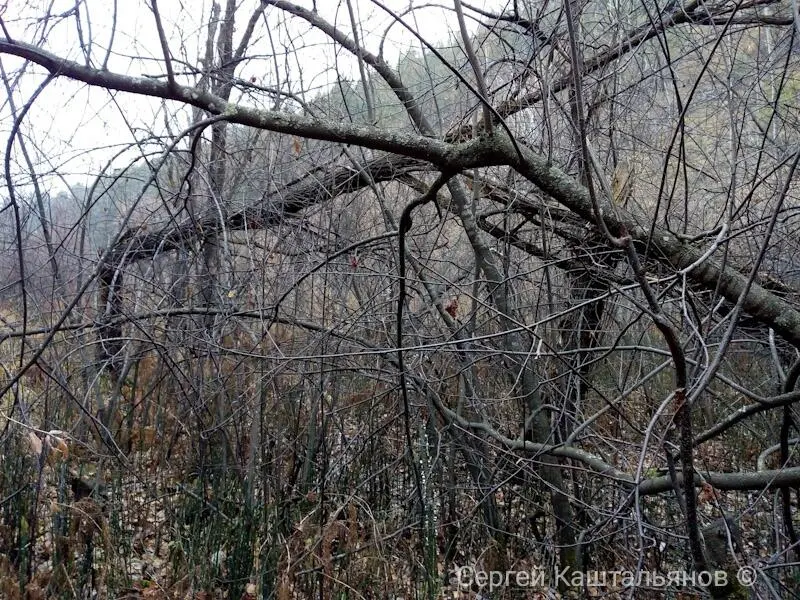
xmin=0 ymin=38 xmax=490 ymax=166
xmin=5 ymin=39 xmax=800 ymax=349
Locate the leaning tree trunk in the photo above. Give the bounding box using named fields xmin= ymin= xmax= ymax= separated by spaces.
xmin=448 ymin=178 xmax=578 ymax=574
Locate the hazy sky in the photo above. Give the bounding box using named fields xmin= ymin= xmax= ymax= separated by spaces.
xmin=1 ymin=1 xmax=503 ymax=194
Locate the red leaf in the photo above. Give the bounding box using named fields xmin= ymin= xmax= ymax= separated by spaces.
xmin=445 ymin=297 xmax=458 ymax=318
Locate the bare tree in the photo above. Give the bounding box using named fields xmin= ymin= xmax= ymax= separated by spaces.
xmin=2 ymin=0 xmax=800 ymax=597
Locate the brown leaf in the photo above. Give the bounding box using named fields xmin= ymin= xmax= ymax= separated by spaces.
xmin=26 ymin=432 xmax=42 ymax=458
xmin=445 ymin=297 xmax=459 ymax=318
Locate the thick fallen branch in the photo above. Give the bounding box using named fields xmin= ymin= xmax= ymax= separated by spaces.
xmin=100 ymin=154 xmax=426 ymax=266
xmin=271 ymin=314 xmax=800 ymax=494
xmin=3 ymin=39 xmax=800 ymax=346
